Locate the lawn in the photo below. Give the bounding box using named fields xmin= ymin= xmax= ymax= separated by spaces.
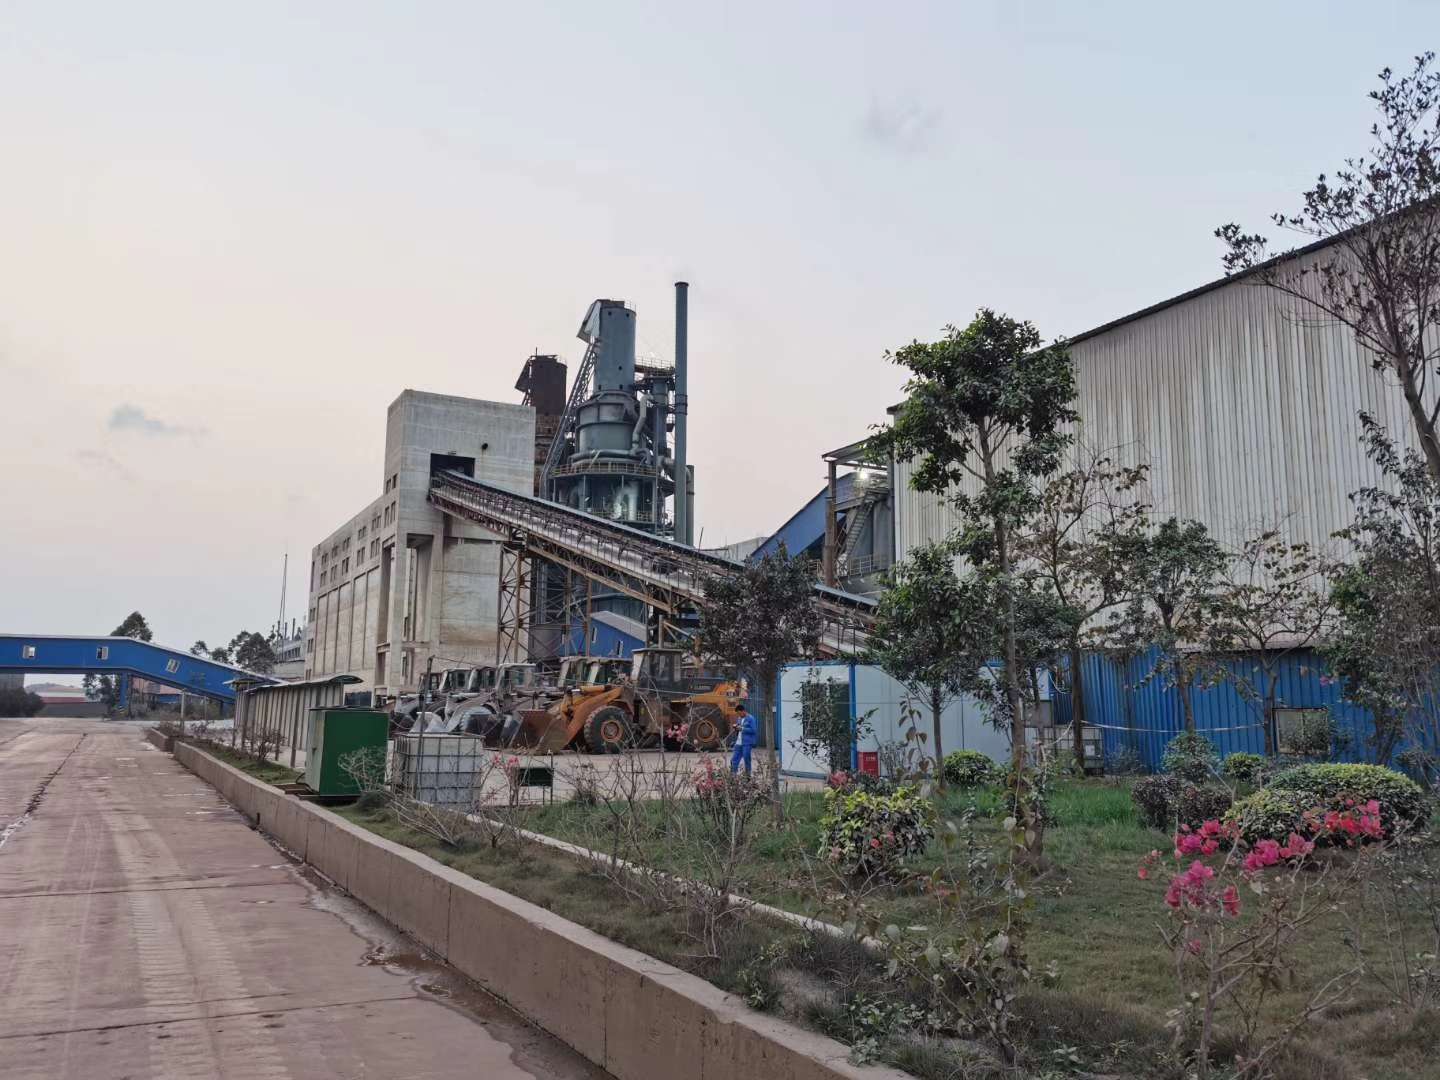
xmin=192 ymin=737 xmax=1439 ymax=1079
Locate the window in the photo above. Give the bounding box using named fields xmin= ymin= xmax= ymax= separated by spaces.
xmin=21 ymin=645 xmax=35 ymax=659
xmin=1275 ymin=708 xmax=1333 ymax=757
xmin=342 ymin=558 xmax=349 ymax=574
xmin=96 ymin=646 xmax=109 ymax=661
xmin=358 ymin=525 xmax=367 ymax=541
xmin=799 ymin=679 xmax=852 ymax=772
xmin=165 ymin=659 xmax=180 ymax=674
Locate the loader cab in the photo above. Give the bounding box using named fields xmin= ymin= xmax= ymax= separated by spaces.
xmin=439 ymin=667 xmax=472 ymax=694
xmin=500 ymin=664 xmax=537 ymax=691
xmin=631 ymin=648 xmax=683 ymax=689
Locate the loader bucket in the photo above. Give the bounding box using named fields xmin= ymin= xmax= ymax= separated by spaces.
xmin=517 ymin=708 xmax=580 ymax=753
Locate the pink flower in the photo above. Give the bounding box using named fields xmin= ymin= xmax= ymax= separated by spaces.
xmin=1138 ymin=866 xmax=1149 ymax=880
xmin=1222 ymin=885 xmax=1241 ymax=917
xmin=1186 ymin=938 xmax=1204 ymax=956
xmin=1176 ymin=833 xmax=1205 ymax=856
xmin=870 ymin=838 xmax=881 ymax=849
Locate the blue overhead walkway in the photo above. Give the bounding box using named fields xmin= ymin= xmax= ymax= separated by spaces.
xmin=752 ymin=473 xmax=855 ymax=561
xmin=0 ymin=635 xmax=276 ymax=705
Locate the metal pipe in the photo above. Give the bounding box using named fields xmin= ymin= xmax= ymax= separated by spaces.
xmin=673 ymin=281 xmax=689 ymax=546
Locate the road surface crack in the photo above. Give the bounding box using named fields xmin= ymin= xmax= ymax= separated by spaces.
xmin=0 ymin=734 xmax=87 ymax=852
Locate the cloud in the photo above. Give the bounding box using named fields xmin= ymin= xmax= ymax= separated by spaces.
xmin=107 ymin=403 xmax=205 ymax=437
xmin=860 ymin=97 xmax=942 ymax=154
xmin=76 ymin=449 xmax=136 ymax=480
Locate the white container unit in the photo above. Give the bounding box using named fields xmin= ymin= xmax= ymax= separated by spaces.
xmin=776 ymin=661 xmax=1019 ymax=778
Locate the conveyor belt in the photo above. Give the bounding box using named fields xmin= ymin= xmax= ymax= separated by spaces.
xmin=428 ymin=470 xmax=872 ymax=656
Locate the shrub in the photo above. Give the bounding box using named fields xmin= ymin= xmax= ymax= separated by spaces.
xmin=942 ymin=749 xmax=999 ymax=788
xmin=826 ymin=769 xmax=898 ymax=796
xmin=1221 ymin=752 xmax=1267 ymax=785
xmin=820 ymin=785 xmax=934 ymax=878
xmin=1160 ymin=732 xmax=1218 ymax=782
xmin=1177 ymin=784 xmax=1234 ymax=828
xmin=1267 ymin=763 xmax=1428 ymax=835
xmin=1133 ymin=775 xmax=1233 ymax=830
xmin=1224 ymin=788 xmax=1315 ymax=844
xmin=1132 ymin=775 xmax=1180 ymax=830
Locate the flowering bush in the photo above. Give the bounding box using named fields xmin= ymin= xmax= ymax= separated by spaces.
xmin=1139 ymin=807 xmax=1380 ymax=1077
xmin=826 ymin=768 xmax=897 ymax=796
xmin=1267 ymin=763 xmax=1428 ymax=835
xmin=1220 ymin=751 xmax=1267 ymax=785
xmin=1160 ymin=731 xmax=1219 ymax=783
xmin=942 ymin=749 xmax=1000 ymax=788
xmin=820 ymin=785 xmax=934 ymax=878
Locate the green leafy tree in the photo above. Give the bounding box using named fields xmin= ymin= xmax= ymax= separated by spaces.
xmin=112 ymin=611 xmax=153 ymax=642
xmin=1022 ymin=448 xmax=1151 ymax=769
xmin=0 ymin=687 xmax=44 ymax=717
xmin=1217 ymin=53 xmax=1440 ymax=483
xmin=1213 ymin=529 xmax=1336 ymax=755
xmin=865 ymin=543 xmax=984 ymax=788
xmin=700 ymin=546 xmax=826 ymax=818
xmin=1326 ymin=416 xmax=1440 ymax=765
xmin=1111 ymin=519 xmax=1229 ymax=734
xmin=227 ymin=631 xmax=277 ymax=674
xmin=84 ymin=611 xmax=154 ymax=707
xmin=873 ymin=309 xmax=1077 ymax=849
xmin=189 ymin=641 xmax=210 ymax=658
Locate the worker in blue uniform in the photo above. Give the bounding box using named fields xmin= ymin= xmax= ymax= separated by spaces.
xmin=730 ymin=704 xmax=758 ymax=776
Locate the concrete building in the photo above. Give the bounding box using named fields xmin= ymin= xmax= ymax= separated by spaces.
xmin=304 ymin=390 xmax=534 ymax=697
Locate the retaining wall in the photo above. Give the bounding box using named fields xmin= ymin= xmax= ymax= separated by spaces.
xmin=173 ymin=741 xmax=905 ymax=1080
xmin=144 ymin=726 xmax=175 ymax=753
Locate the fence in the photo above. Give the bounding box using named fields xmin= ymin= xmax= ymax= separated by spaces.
xmin=231 ymin=674 xmax=361 ymax=768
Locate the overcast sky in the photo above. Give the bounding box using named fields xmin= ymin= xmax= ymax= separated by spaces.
xmin=1 ymin=1 xmax=1435 ymax=650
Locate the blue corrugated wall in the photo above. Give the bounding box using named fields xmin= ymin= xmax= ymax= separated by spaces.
xmin=1053 ymin=647 xmax=1377 ymax=770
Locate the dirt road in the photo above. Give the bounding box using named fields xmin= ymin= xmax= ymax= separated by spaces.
xmin=0 ymin=717 xmax=610 ymax=1079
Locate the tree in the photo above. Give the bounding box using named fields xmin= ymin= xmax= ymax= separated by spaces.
xmin=84 ymin=611 xmax=154 ymax=708
xmin=1112 ymin=519 xmax=1229 ymax=734
xmin=1217 ymin=53 xmax=1440 ymax=483
xmin=1021 ymin=448 xmax=1150 ymax=770
xmin=699 ymin=546 xmax=826 ymax=818
xmin=865 ymin=543 xmax=986 ymax=788
xmin=227 ymin=631 xmax=277 ymax=674
xmin=190 ymin=641 xmax=210 ymax=658
xmin=112 ymin=611 xmax=153 ymax=642
xmin=0 ymin=687 xmax=44 ymax=718
xmin=1213 ymin=528 xmax=1336 ymax=755
xmin=1326 ymin=416 xmax=1440 ymax=765
xmin=873 ymin=309 xmax=1078 ymax=848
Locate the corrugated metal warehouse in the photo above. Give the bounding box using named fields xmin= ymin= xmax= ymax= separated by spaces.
xmin=889 ymin=237 xmax=1440 ymax=767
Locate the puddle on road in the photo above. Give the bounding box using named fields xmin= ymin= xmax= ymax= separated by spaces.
xmin=288 ymin=860 xmax=609 ymax=1079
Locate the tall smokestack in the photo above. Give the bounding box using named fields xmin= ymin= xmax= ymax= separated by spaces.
xmin=673 ymin=281 xmax=689 ymax=545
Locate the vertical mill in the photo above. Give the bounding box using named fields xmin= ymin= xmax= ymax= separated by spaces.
xmin=544 ymin=287 xmax=691 ymax=540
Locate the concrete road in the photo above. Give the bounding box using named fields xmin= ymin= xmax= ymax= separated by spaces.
xmin=0 ymin=717 xmax=610 ymax=1080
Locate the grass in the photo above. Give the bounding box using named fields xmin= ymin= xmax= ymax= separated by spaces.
xmin=188 ymin=733 xmax=1437 ymax=1079
xmin=511 ymin=776 xmax=1438 ymax=1080
xmin=191 ymin=739 xmax=304 ymax=786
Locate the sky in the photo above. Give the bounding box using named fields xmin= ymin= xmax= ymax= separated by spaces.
xmin=1 ymin=0 xmax=1436 ymax=651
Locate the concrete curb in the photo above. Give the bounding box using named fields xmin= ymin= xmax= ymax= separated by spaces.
xmin=173 ymin=741 xmax=909 ymax=1080
xmin=143 ymin=726 xmax=175 ymax=753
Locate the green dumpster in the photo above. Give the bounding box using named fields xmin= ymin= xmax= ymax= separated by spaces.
xmin=303 ymin=707 xmax=388 ymax=797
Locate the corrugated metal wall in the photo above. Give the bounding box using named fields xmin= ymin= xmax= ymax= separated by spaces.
xmin=894 ymin=249 xmax=1440 ymax=563
xmin=1053 ymin=647 xmax=1375 ymax=770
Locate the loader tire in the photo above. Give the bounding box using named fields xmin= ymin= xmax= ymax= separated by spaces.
xmin=585 ymin=706 xmax=635 ymax=754
xmin=686 ymin=706 xmax=729 ymax=751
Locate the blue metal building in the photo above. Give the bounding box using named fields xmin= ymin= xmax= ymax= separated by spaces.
xmin=1053 ymin=646 xmax=1376 ymax=769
